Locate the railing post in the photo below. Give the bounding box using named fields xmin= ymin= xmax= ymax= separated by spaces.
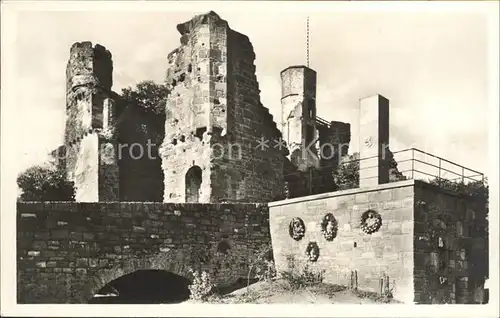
xmin=411 ymin=149 xmax=415 ymax=179
xmin=438 ymin=158 xmax=441 ymax=182
xmin=462 ymin=167 xmax=465 ymax=184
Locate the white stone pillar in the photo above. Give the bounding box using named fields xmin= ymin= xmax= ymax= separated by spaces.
xmin=359 ymin=94 xmax=390 ymax=187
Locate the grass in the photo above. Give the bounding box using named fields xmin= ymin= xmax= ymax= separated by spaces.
xmin=201 ymin=279 xmax=402 ymax=304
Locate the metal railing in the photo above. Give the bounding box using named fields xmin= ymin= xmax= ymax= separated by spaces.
xmin=391 ymin=148 xmax=484 ymax=184
xmin=283 ymin=147 xmax=485 ymax=198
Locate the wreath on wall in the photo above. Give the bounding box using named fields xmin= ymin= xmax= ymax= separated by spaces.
xmin=360 ymin=210 xmax=382 ymax=235
xmin=321 ymin=213 xmax=338 ymax=241
xmin=289 ymin=217 xmax=306 ymax=241
xmin=305 ymin=242 xmax=320 ymax=262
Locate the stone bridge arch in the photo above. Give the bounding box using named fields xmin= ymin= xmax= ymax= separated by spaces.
xmin=17 ymin=202 xmax=271 ymax=304
xmin=84 ymin=250 xmax=191 ymax=303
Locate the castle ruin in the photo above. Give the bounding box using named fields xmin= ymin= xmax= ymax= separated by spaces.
xmin=20 ymin=11 xmax=487 ymax=304
xmin=54 ymin=11 xmax=363 ymax=204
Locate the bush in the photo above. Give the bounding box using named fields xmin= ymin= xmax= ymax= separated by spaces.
xmin=247 ymin=243 xmax=276 ymax=286
xmin=17 ymin=165 xmax=74 ymax=202
xmin=187 ymin=268 xmax=214 ymax=301
xmin=429 ymin=177 xmax=488 ymax=201
xmin=254 ymin=259 xmax=277 ymax=282
xmin=280 ymin=255 xmax=325 ymax=290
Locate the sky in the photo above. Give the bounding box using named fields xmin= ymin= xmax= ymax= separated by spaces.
xmin=6 ymin=3 xmax=495 ymax=180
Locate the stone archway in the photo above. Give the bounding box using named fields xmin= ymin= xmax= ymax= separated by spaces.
xmin=82 ymin=252 xmax=191 ymax=304
xmin=89 ymin=270 xmax=191 ymax=303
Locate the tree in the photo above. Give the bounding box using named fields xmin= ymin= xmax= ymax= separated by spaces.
xmin=333 ymin=152 xmax=360 ymax=190
xmin=121 ymin=80 xmax=169 ymax=116
xmin=17 ymin=165 xmax=75 ymax=202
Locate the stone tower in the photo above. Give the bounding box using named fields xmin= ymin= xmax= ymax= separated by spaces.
xmin=65 ymin=42 xmax=119 ymax=202
xmin=160 ymin=11 xmax=286 ymax=203
xmin=280 ymin=66 xmax=319 ymax=171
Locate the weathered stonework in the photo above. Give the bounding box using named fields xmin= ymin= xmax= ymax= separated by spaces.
xmin=65 ymin=42 xmax=119 ymax=202
xmin=413 ymin=182 xmax=488 ymax=304
xmin=269 ymin=179 xmax=488 ymax=304
xmin=160 ymin=11 xmax=286 ymax=203
xmin=17 ymin=201 xmax=270 ymax=303
xmin=281 ymin=66 xmax=319 ymax=171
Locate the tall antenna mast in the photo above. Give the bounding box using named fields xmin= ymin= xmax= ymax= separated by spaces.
xmin=306 ymin=16 xmax=310 ymax=68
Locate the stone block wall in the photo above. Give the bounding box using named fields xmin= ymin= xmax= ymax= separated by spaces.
xmin=65 ymin=42 xmax=119 ymax=202
xmin=160 ymin=12 xmax=227 ymax=203
xmin=413 ymin=181 xmax=488 ymax=304
xmin=285 ymin=120 xmax=351 ymax=196
xmin=269 ymin=180 xmax=415 ymax=303
xmin=17 ymin=201 xmax=270 ymax=303
xmin=160 ymin=12 xmax=285 ymax=203
xmin=220 ymin=28 xmax=285 ymax=202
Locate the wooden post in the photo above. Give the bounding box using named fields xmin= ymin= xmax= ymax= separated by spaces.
xmin=385 ymin=275 xmax=390 ymax=295
xmin=355 ymin=270 xmax=358 ymax=291
xmin=350 ymin=271 xmax=354 ymax=289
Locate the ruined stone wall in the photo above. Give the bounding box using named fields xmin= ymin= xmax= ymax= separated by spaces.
xmin=281 ymin=66 xmax=319 ymax=171
xmin=116 ymin=104 xmax=165 ymax=202
xmin=413 ymin=181 xmax=488 ymax=304
xmin=269 ymin=180 xmax=415 ymax=303
xmin=306 ymin=120 xmax=352 ymax=194
xmin=65 ymin=42 xmax=119 ymax=202
xmin=160 ymin=12 xmax=285 ymax=203
xmin=17 ymin=201 xmax=270 ymax=303
xmin=316 ymin=121 xmax=351 ymax=167
xmin=219 ymin=28 xmax=285 ymax=202
xmin=160 ymin=14 xmax=222 ymax=203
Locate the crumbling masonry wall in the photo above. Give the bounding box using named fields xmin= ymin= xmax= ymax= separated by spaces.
xmin=281 ymin=66 xmax=319 ymax=171
xmin=160 ymin=12 xmax=285 ymax=203
xmin=65 ymin=42 xmax=119 ymax=202
xmin=413 ymin=182 xmax=488 ymax=304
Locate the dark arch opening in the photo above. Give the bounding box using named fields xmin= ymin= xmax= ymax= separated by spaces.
xmin=185 ymin=165 xmax=202 ymax=203
xmin=88 ymin=270 xmax=191 ymax=304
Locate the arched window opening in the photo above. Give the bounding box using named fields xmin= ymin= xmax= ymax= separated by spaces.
xmin=185 ymin=165 xmax=202 ymax=203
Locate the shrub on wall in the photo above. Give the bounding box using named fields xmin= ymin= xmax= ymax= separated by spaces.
xmin=17 ymin=164 xmax=75 ymax=202
xmin=428 ymin=177 xmax=489 ymax=202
